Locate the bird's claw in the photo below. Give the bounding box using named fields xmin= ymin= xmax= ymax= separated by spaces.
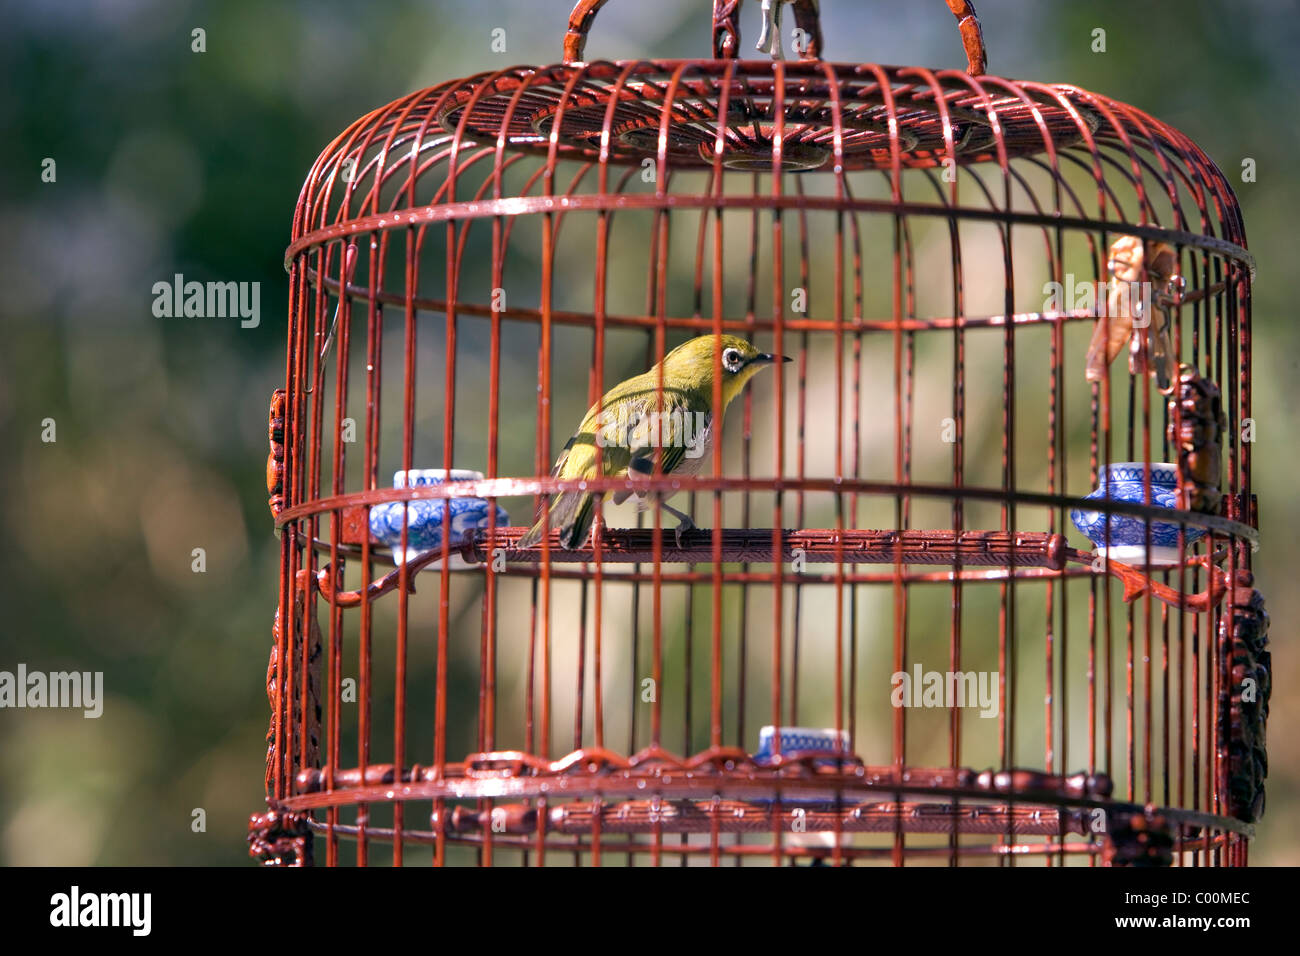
xmin=674 ymin=516 xmax=696 ymax=550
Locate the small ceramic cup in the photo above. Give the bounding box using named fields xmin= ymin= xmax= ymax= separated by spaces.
xmin=755 ymin=725 xmax=851 ymax=765
xmin=369 ymin=469 xmax=509 ymax=570
xmin=1070 ymin=461 xmax=1206 ymax=567
xmin=755 ymin=725 xmax=852 ymax=850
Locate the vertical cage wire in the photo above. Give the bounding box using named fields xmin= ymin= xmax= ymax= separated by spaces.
xmin=250 ymin=0 xmax=1265 ymax=867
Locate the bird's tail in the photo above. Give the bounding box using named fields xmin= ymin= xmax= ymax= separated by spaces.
xmin=517 ymin=491 xmax=598 ymax=550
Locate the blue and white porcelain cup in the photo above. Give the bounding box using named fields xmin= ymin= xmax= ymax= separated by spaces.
xmin=755 ymin=725 xmax=851 ymax=765
xmin=369 ymin=469 xmax=509 ymax=570
xmin=1070 ymin=462 xmax=1205 ymax=568
xmin=755 ymin=726 xmax=852 ymax=850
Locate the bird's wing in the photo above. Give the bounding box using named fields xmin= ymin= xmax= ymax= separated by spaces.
xmin=614 ymin=395 xmax=708 ymax=504
xmin=520 ymin=410 xmax=614 ymax=549
xmin=650 ymin=402 xmax=709 ymax=478
xmin=549 ymin=435 xmax=575 ymax=478
xmin=552 ymin=399 xmax=633 ymax=481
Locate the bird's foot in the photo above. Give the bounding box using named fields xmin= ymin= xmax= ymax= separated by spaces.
xmin=658 ymin=501 xmax=697 ymax=549
xmin=674 ymin=515 xmax=696 ymax=550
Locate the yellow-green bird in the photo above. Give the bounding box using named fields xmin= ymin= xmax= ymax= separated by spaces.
xmin=518 ymin=335 xmax=788 ymax=550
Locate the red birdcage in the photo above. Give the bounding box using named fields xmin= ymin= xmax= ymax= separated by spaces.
xmin=252 ymin=0 xmax=1267 ymax=866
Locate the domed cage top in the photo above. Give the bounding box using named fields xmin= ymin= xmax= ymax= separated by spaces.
xmin=252 ymin=0 xmax=1266 ymax=867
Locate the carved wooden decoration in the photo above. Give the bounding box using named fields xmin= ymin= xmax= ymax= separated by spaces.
xmin=1221 ymin=584 xmax=1271 ymax=823
xmin=1104 ymin=806 xmax=1174 ymax=867
xmin=267 ymin=388 xmax=287 ymax=519
xmin=264 ymin=570 xmax=322 ymax=800
xmin=1168 ymin=364 xmax=1226 ymax=514
xmin=247 ymin=808 xmax=315 ymax=867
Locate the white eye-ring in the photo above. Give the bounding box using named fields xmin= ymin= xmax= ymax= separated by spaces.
xmin=723 ymin=347 xmax=743 ymax=372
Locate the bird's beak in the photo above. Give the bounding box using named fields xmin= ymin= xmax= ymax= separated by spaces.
xmin=754 ymin=353 xmax=792 ymax=365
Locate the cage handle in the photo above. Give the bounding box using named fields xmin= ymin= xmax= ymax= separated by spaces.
xmin=562 ymin=0 xmax=987 ymax=75
xmin=944 ymin=0 xmax=988 ymax=75
xmin=563 ymin=0 xmax=747 ymax=62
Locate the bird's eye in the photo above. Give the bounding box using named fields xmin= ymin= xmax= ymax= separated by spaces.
xmin=723 ymin=348 xmax=742 ymax=372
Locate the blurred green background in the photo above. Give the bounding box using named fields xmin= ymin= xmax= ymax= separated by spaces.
xmin=0 ymin=0 xmax=1296 ymax=864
